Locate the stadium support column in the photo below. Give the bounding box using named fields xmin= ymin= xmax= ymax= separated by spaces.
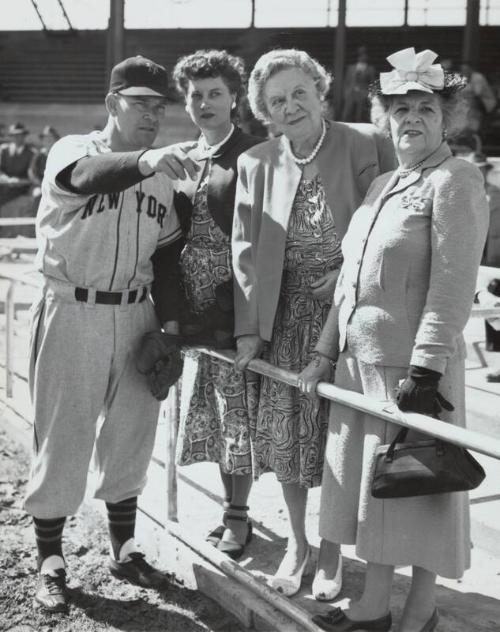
xmin=107 ymin=0 xmax=125 ymax=78
xmin=463 ymin=0 xmax=480 ymax=67
xmin=333 ymin=0 xmax=346 ymax=120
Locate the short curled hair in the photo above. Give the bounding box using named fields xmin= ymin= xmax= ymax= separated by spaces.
xmin=248 ymin=49 xmax=332 ymax=123
xmin=173 ymin=49 xmax=246 ymax=105
xmin=370 ymin=73 xmax=469 ymax=139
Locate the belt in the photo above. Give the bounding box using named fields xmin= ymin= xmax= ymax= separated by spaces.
xmin=75 ymin=287 xmax=148 ymax=305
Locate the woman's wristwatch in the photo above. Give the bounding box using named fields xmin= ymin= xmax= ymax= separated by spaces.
xmin=313 ymin=350 xmax=337 ymax=371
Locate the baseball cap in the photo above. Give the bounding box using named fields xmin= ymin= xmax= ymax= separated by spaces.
xmin=109 ymin=55 xmax=168 ymax=98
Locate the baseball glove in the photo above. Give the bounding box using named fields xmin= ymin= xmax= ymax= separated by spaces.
xmin=135 ymin=331 xmax=183 ymax=401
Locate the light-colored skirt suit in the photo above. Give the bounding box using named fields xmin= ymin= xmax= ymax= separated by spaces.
xmin=317 ymin=146 xmax=490 ymax=579
xmin=320 ymin=350 xmax=469 ymax=578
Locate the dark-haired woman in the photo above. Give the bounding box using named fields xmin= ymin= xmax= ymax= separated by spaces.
xmin=172 ymin=49 xmax=262 ymax=559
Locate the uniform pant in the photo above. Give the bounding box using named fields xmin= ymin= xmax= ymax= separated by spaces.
xmin=24 ymin=281 xmax=161 ymax=519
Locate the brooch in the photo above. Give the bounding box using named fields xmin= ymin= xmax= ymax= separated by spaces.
xmin=400 ymin=192 xmax=430 ymax=212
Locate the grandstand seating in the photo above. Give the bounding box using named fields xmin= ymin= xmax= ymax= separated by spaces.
xmin=1 ymin=26 xmax=499 ymax=103
xmin=1 ymin=26 xmax=499 ymax=152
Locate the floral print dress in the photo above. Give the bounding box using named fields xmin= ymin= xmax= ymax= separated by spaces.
xmin=251 ymin=174 xmax=343 ymax=487
xmin=176 ymin=169 xmax=258 ymax=475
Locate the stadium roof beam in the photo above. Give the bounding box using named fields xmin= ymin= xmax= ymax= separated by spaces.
xmin=29 ymin=0 xmax=48 ymax=31
xmin=57 ymin=0 xmax=75 ymax=31
xmin=333 ymin=0 xmax=346 ymax=117
xmin=107 ymin=0 xmax=125 ymax=77
xmin=30 ymin=0 xmax=74 ymax=31
xmin=463 ymin=0 xmax=480 ymax=67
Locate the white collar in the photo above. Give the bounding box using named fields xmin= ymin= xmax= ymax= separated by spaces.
xmin=200 ymin=124 xmax=234 ymax=157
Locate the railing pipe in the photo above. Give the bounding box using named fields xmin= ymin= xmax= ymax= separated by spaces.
xmin=201 ymin=348 xmax=500 ymax=461
xmin=471 ymin=306 xmax=500 ymax=318
xmin=165 ymin=383 xmax=179 ymax=521
xmin=0 ymin=218 xmax=36 ymax=226
xmin=5 ymin=281 xmax=15 ymax=398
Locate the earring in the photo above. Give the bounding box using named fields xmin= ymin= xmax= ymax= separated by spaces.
xmin=231 ymin=102 xmax=237 ymax=110
xmin=442 ymin=127 xmax=448 ymax=140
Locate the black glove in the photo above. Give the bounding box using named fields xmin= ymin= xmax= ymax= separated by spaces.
xmin=396 ymin=365 xmax=454 ymax=417
xmin=135 ymin=331 xmax=183 ymax=400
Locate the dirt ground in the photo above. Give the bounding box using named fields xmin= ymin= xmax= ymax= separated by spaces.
xmin=0 ymin=427 xmax=245 ymax=632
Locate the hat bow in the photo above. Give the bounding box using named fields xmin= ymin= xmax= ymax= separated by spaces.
xmin=380 ymin=47 xmax=444 ymax=95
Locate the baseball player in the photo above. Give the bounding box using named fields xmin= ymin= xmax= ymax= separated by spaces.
xmin=25 ymin=56 xmax=198 ymax=613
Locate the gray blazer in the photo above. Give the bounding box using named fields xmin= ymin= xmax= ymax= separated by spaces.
xmin=232 ymin=120 xmax=396 ymax=341
xmin=316 ymin=143 xmax=490 ymax=374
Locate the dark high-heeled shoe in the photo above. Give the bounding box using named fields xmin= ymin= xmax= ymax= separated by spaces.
xmin=419 ymin=609 xmax=439 ymax=632
xmin=206 ymin=501 xmax=230 ymax=546
xmin=216 ymin=504 xmax=252 ymax=560
xmin=312 ymin=607 xmax=392 ymax=631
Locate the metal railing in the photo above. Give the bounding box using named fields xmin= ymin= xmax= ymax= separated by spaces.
xmin=0 ymin=268 xmax=41 ymax=397
xmin=0 ymin=218 xmax=36 ymax=226
xmin=2 ymin=267 xmax=500 ymax=457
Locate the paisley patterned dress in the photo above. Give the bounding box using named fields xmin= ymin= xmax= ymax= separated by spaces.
xmin=176 ymin=169 xmax=258 ymax=475
xmin=251 ymin=174 xmax=343 ymax=487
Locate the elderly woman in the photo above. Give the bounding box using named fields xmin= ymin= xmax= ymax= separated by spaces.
xmin=299 ymin=48 xmax=489 ymax=632
xmin=172 ymin=49 xmax=262 ymax=559
xmin=232 ymin=49 xmax=395 ymax=597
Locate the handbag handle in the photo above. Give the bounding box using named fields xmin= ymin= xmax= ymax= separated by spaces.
xmin=384 ymin=427 xmax=445 ymax=462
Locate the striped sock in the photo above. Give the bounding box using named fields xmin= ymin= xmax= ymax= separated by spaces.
xmin=106 ymin=497 xmax=137 ymax=560
xmin=33 ymin=516 xmax=66 ymax=570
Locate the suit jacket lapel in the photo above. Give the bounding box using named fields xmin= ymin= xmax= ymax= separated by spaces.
xmin=268 ymin=136 xmax=302 ymax=230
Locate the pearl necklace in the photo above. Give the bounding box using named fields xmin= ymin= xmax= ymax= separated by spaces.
xmin=287 ymin=120 xmax=327 ymax=165
xmin=398 ymin=145 xmax=441 ymax=178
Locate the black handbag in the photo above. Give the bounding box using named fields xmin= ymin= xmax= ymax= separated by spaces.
xmin=371 ymin=427 xmax=486 ymax=499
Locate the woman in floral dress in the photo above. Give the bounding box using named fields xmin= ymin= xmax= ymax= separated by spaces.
xmin=232 ymin=49 xmax=395 ymax=596
xmin=172 ymin=49 xmax=262 ymax=559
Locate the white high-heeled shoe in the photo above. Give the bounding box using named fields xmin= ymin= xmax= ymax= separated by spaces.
xmin=312 ymin=552 xmax=342 ymax=601
xmin=270 ymin=545 xmax=313 ymax=597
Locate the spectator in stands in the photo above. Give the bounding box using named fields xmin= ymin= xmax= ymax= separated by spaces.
xmin=468 ymin=151 xmax=500 ymax=382
xmin=460 ymin=62 xmax=497 ymax=141
xmin=29 ymin=125 xmax=60 ymax=188
xmin=0 ymin=122 xmax=35 ymax=237
xmin=232 ymin=48 xmax=394 ymax=599
xmin=463 ymin=152 xmax=500 ymax=267
xmin=171 ymin=49 xmax=262 ymax=560
xmin=475 ymin=279 xmax=500 ymax=382
xmin=0 ymin=122 xmax=34 ymax=183
xmin=299 ymin=47 xmax=489 ymax=632
xmin=341 ymin=46 xmax=376 ymax=123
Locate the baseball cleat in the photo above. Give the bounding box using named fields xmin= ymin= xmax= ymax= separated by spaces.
xmin=34 ymin=568 xmax=69 ymax=613
xmin=109 ymin=552 xmax=168 ymax=589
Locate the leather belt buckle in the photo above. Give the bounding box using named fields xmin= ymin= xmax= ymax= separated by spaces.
xmin=75 ymin=287 xmax=147 ymax=305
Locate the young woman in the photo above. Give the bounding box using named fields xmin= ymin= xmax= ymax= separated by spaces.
xmin=172 ymin=49 xmax=262 ymax=559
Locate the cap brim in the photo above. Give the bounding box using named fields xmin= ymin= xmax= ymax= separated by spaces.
xmin=117 ymin=86 xmax=167 ymax=97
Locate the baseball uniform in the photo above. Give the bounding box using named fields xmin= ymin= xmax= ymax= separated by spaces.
xmin=25 ymin=130 xmax=181 ymax=518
